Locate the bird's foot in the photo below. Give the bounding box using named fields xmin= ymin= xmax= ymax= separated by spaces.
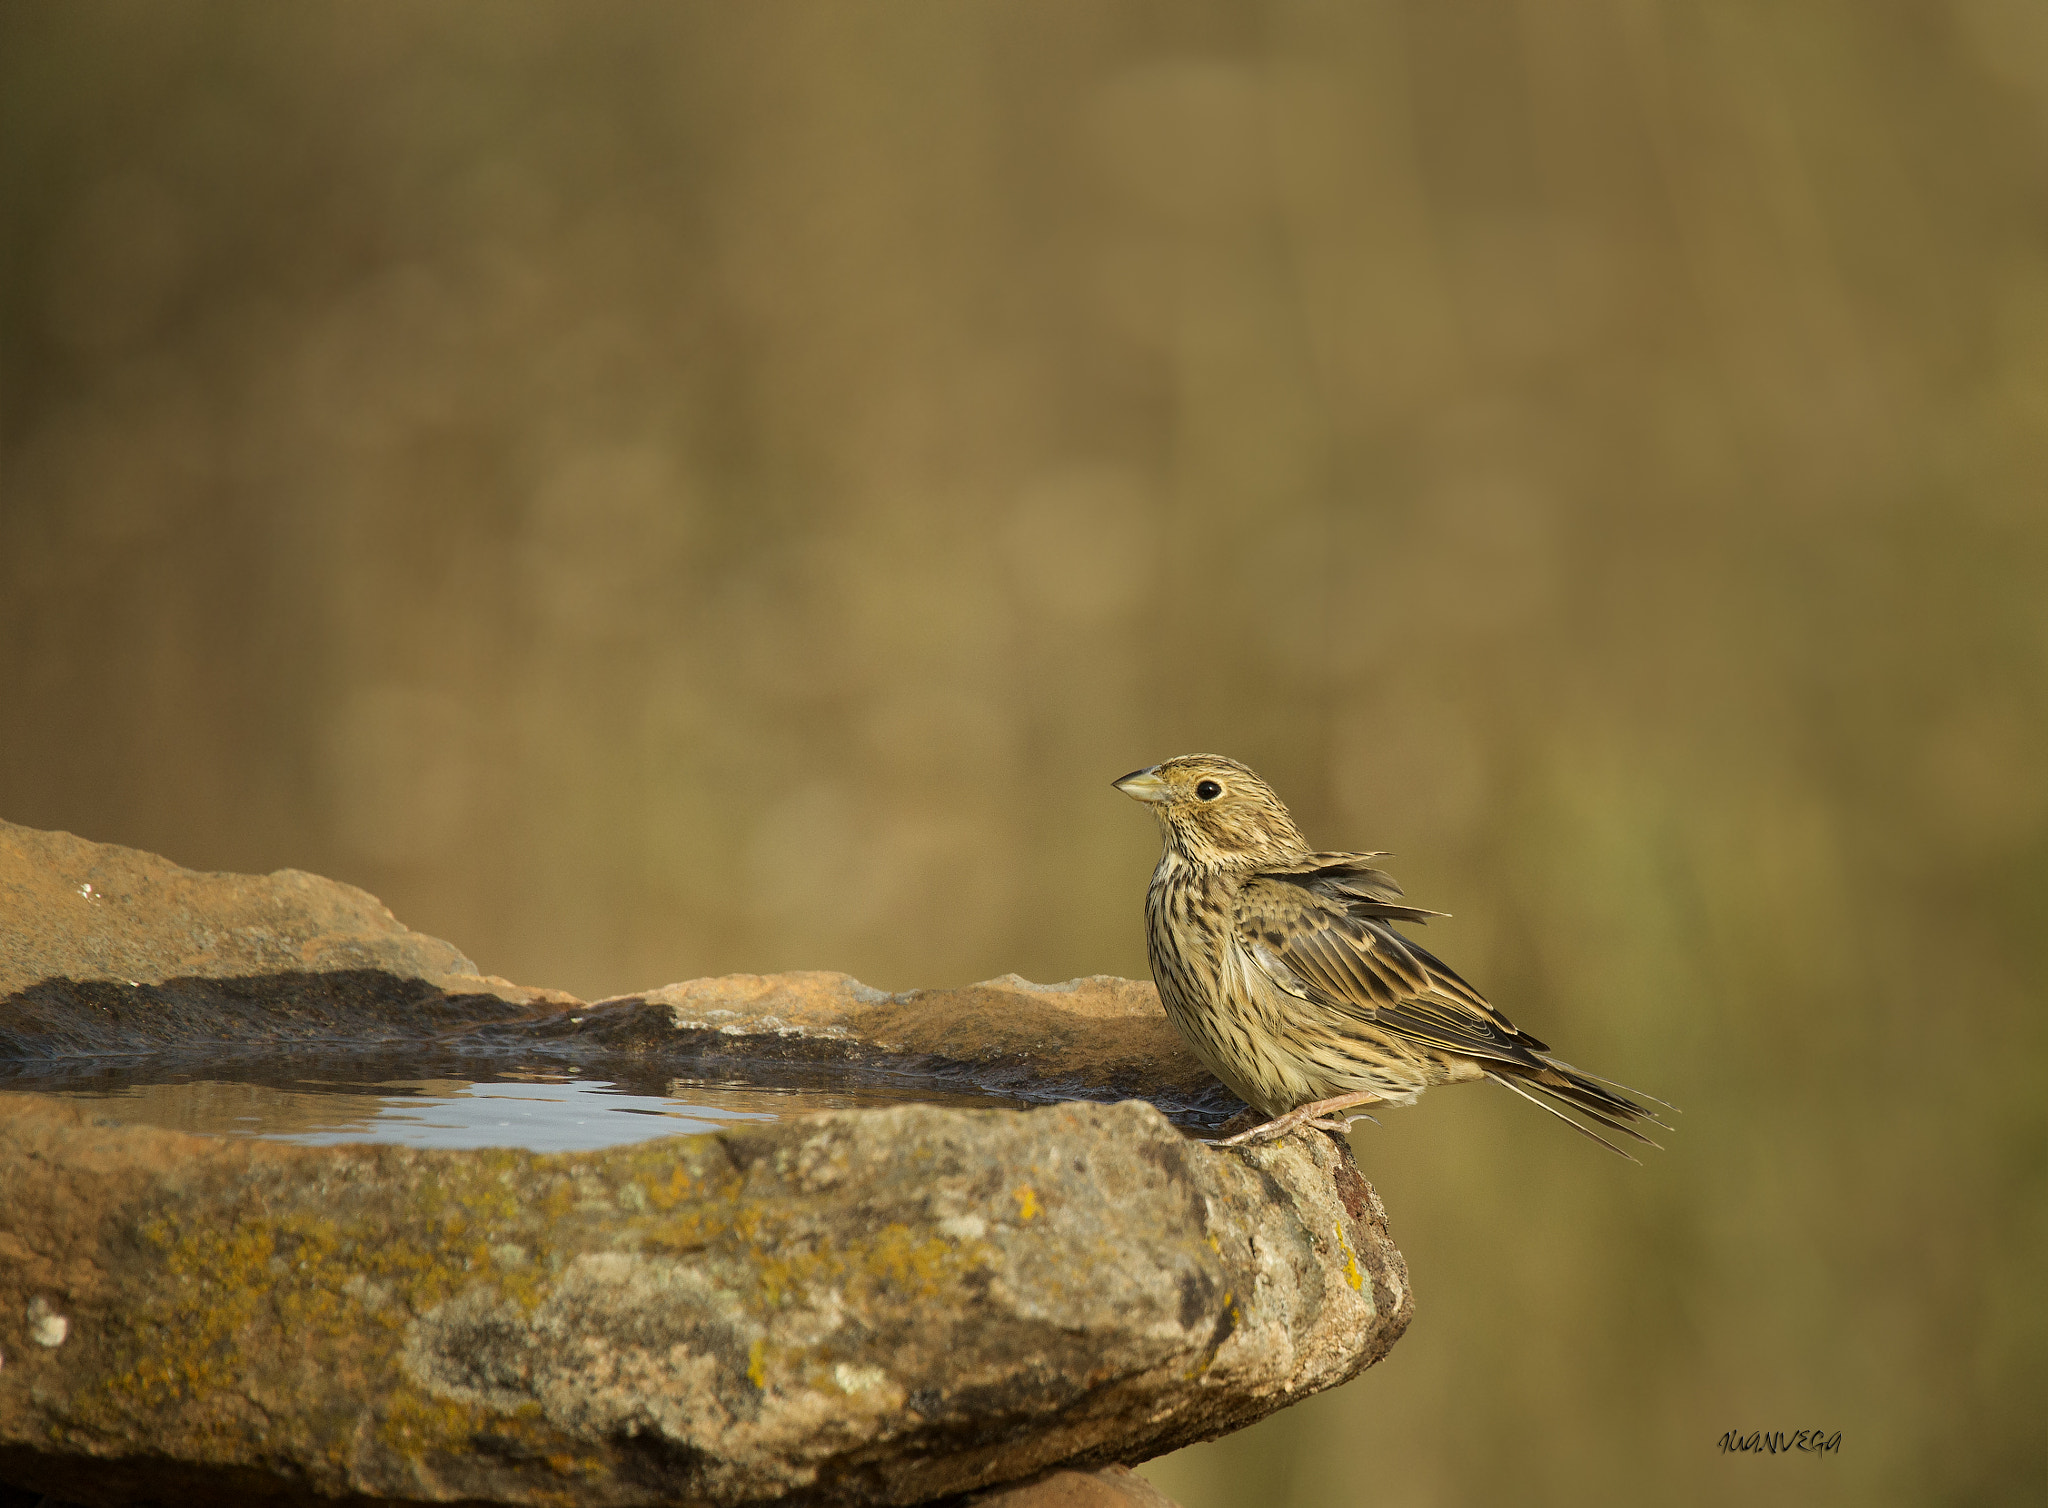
xmin=1217 ymin=1091 xmax=1384 ymax=1147
xmin=1305 ymin=1113 xmax=1379 ymax=1134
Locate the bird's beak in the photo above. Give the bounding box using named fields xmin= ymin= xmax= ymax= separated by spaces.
xmin=1113 ymin=767 xmax=1169 ymax=804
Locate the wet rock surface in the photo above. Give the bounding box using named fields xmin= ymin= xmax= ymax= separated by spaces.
xmin=0 ymin=820 xmax=1237 ymax=1128
xmin=0 ymin=821 xmax=1413 ymax=1505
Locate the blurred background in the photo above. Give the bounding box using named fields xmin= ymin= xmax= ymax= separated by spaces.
xmin=1 ymin=2 xmax=2041 ymax=1503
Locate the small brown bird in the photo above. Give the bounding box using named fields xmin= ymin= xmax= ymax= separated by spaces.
xmin=1115 ymin=754 xmax=1667 ymax=1154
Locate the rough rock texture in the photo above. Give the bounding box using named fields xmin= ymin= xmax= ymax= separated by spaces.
xmin=0 ymin=1094 xmax=1406 ymax=1506
xmin=0 ymin=821 xmax=1413 ymax=1504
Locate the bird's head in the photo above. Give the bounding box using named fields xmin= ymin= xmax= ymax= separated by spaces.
xmin=1113 ymin=754 xmax=1310 ymax=867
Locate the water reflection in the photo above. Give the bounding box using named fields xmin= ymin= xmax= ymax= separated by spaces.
xmin=28 ymin=1072 xmax=1033 ymax=1151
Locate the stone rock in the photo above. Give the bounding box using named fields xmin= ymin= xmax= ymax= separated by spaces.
xmin=0 ymin=819 xmax=571 ymax=1062
xmin=0 ymin=1094 xmax=1406 ymax=1506
xmin=0 ymin=822 xmax=1234 ymax=1127
xmin=573 ymin=973 xmax=1236 ymax=1124
xmin=0 ymin=819 xmax=509 ymax=999
xmin=0 ymin=821 xmax=1413 ymax=1505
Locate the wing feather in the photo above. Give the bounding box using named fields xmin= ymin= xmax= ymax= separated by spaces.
xmin=1236 ymin=862 xmax=1551 ymax=1072
xmin=1233 ymin=852 xmax=1666 ymax=1145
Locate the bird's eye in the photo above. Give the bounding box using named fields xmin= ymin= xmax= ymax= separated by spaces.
xmin=1195 ymin=780 xmax=1222 ymax=800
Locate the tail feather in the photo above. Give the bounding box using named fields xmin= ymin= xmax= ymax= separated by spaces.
xmin=1562 ymin=1063 xmax=1682 ymax=1116
xmin=1531 ymin=1059 xmax=1672 ymax=1130
xmin=1485 ymin=1072 xmax=1642 ymax=1160
xmin=1518 ymin=1075 xmax=1664 ymax=1145
xmin=1485 ymin=1056 xmax=1671 ymax=1160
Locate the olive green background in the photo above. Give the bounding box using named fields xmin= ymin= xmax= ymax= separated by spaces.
xmin=1 ymin=4 xmax=2041 ymax=1504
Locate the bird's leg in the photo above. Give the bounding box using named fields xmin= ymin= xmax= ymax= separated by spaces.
xmin=1218 ymin=1091 xmax=1385 ymax=1147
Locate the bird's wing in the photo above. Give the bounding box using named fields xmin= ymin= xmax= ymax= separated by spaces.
xmin=1235 ymin=861 xmax=1553 ymax=1067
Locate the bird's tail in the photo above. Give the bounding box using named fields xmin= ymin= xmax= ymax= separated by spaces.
xmin=1484 ymin=1057 xmax=1674 ymax=1161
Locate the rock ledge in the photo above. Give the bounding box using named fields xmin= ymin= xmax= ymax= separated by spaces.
xmin=0 ymin=820 xmax=1411 ymax=1506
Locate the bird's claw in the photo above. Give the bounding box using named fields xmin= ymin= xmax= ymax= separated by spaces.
xmin=1306 ymin=1113 xmax=1378 ymax=1133
xmin=1215 ymin=1094 xmax=1385 ymax=1147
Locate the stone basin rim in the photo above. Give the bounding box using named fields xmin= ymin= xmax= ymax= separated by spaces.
xmin=1 ymin=967 xmax=1251 ymax=1131
xmin=0 ymin=817 xmax=1409 ymax=1506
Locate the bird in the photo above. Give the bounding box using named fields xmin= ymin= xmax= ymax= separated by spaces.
xmin=1114 ymin=753 xmax=1668 ymax=1155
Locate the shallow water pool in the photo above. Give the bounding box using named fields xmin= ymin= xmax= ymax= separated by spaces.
xmin=8 ymin=1069 xmax=1039 ymax=1151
